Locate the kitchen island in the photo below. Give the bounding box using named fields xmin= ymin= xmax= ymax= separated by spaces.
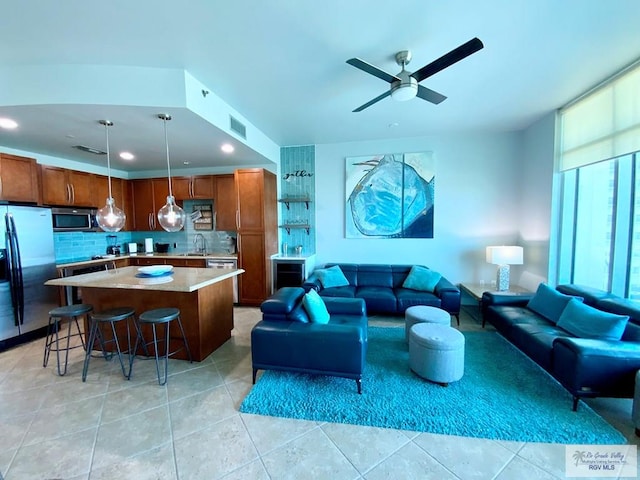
xmin=45 ymin=266 xmax=244 ymax=361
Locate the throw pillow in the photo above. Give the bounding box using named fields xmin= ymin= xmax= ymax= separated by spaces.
xmin=302 ymin=289 xmax=330 ymax=324
xmin=557 ymin=298 xmax=629 ymax=341
xmin=402 ymin=265 xmax=442 ymax=292
xmin=316 ymin=265 xmax=350 ymax=289
xmin=527 ymin=283 xmax=579 ymax=324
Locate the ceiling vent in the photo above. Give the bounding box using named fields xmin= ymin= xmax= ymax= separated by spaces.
xmin=229 ymin=115 xmax=246 ymax=139
xmin=72 ymin=145 xmax=106 ymax=155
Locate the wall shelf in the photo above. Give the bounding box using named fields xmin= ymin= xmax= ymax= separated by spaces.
xmin=280 ymin=224 xmax=311 ymax=235
xmin=278 ymin=197 xmax=311 ymax=210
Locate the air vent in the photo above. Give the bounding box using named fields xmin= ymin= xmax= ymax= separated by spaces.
xmin=229 ymin=115 xmax=246 ymax=139
xmin=73 ymin=145 xmax=106 ymax=155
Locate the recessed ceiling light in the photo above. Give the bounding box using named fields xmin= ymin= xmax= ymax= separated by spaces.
xmin=119 ymin=152 xmax=135 ymax=161
xmin=0 ymin=118 xmax=18 ymax=129
xmin=183 ymin=161 xmax=190 ymax=165
xmin=221 ymin=143 xmax=234 ymax=154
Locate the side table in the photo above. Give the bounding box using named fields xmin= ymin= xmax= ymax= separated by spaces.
xmin=459 ymin=283 xmax=531 ymax=327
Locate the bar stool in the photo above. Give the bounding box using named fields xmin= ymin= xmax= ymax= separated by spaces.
xmin=43 ymin=304 xmax=93 ymax=376
xmin=131 ymin=307 xmax=192 ymax=385
xmin=82 ymin=306 xmax=137 ymax=382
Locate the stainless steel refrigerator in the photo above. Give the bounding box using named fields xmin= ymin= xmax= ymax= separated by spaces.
xmin=0 ymin=205 xmax=58 ymax=347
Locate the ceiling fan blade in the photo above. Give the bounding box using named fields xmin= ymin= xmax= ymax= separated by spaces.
xmin=353 ymin=91 xmax=392 ymax=112
xmin=411 ymin=37 xmax=484 ymax=83
xmin=416 ymin=85 xmax=447 ymax=104
xmin=347 ymin=58 xmax=400 ymax=84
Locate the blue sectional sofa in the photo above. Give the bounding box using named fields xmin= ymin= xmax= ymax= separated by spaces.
xmin=302 ymin=263 xmax=461 ymax=322
xmin=251 ymin=287 xmax=368 ymax=393
xmin=482 ymin=283 xmax=640 ymax=410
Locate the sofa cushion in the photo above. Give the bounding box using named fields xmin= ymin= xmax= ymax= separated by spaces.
xmin=511 ymin=324 xmax=573 ymax=371
xmin=556 ymin=284 xmax=616 ymax=307
xmin=526 ymin=283 xmax=577 ymax=324
xmin=395 ymin=288 xmax=441 ymax=312
xmin=302 ymin=289 xmax=330 ymax=324
xmin=355 ymin=286 xmax=397 ymax=313
xmin=596 ymin=297 xmax=640 ymax=342
xmin=319 ymin=285 xmax=357 ymax=299
xmin=356 ymin=264 xmax=393 ymax=288
xmin=557 ymin=298 xmax=629 ymax=341
xmin=402 ymin=265 xmax=441 ymax=292
xmin=316 ymin=265 xmax=350 ymax=289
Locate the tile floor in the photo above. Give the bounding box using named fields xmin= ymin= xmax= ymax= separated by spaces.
xmin=0 ymin=306 xmax=637 ymax=480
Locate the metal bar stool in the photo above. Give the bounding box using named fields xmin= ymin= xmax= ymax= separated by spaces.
xmin=43 ymin=304 xmax=93 ymax=376
xmin=82 ymin=306 xmax=138 ymax=382
xmin=130 ymin=307 xmax=192 ymax=385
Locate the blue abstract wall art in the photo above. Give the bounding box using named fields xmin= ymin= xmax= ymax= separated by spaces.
xmin=345 ymin=152 xmax=435 ymax=238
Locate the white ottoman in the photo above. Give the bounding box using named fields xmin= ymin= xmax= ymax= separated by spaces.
xmin=405 ymin=305 xmax=451 ymax=343
xmin=409 ymin=323 xmax=465 ymax=385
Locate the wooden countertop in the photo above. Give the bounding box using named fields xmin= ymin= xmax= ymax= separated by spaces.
xmin=56 ymin=253 xmax=237 ymax=269
xmin=45 ymin=266 xmax=244 ymax=293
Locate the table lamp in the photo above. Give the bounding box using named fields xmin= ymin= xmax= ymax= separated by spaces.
xmin=486 ymin=246 xmax=523 ymax=291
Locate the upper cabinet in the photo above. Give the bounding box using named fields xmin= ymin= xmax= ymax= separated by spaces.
xmin=214 ymin=174 xmax=237 ymax=231
xmin=93 ymin=175 xmax=133 ymax=231
xmin=0 ymin=153 xmax=39 ymax=203
xmin=41 ymin=166 xmax=93 ymax=207
xmin=173 ymin=175 xmax=216 ymax=200
xmin=131 ymin=178 xmax=169 ymax=231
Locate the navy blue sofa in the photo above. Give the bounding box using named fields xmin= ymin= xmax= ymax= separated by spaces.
xmin=302 ymin=263 xmax=461 ymax=322
xmin=251 ymin=287 xmax=368 ymax=393
xmin=482 ymin=284 xmax=640 ymax=410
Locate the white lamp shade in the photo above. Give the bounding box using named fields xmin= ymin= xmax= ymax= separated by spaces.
xmin=391 ymin=83 xmax=417 ymax=101
xmin=486 ymin=246 xmax=523 ymax=265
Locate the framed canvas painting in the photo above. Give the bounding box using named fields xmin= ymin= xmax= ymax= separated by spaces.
xmin=345 ymin=152 xmax=434 ymax=238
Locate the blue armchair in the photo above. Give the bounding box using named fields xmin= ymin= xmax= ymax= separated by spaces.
xmin=251 ymin=287 xmax=368 ymax=393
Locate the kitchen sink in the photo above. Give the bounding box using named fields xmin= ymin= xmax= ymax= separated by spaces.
xmin=176 ymin=252 xmax=209 ymax=256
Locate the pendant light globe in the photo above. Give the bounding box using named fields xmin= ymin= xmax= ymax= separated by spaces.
xmin=157 ymin=114 xmax=186 ymax=232
xmin=97 ymin=120 xmax=126 ymax=232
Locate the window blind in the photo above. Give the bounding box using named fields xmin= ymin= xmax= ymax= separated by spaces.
xmin=559 ymin=61 xmax=640 ymax=171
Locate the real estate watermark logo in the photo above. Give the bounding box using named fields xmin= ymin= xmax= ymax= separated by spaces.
xmin=566 ymin=445 xmax=637 ymax=477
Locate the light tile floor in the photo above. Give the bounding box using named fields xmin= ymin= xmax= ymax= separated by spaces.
xmin=0 ymin=306 xmax=637 ymax=479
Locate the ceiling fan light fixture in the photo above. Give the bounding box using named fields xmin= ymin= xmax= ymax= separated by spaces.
xmin=391 ymin=80 xmax=418 ymax=101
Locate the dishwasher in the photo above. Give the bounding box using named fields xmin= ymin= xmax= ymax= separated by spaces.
xmin=206 ymin=259 xmax=238 ymax=303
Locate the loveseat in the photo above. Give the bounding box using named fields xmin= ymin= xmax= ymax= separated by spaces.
xmin=302 ymin=263 xmax=461 ymax=322
xmin=251 ymin=287 xmax=368 ymax=393
xmin=482 ymin=283 xmax=640 ymax=410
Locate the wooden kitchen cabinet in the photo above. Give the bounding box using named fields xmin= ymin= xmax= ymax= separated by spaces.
xmin=214 ymin=174 xmax=237 ymax=231
xmin=131 ymin=178 xmax=169 ymax=231
xmin=0 ymin=153 xmax=39 ymax=203
xmin=92 ymin=175 xmax=133 ymax=230
xmin=41 ymin=166 xmax=93 ymax=206
xmin=173 ymin=175 xmax=216 ymax=200
xmin=235 ymin=168 xmax=277 ymax=306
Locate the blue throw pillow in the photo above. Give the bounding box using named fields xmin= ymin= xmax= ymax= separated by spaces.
xmin=557 ymin=298 xmax=629 ymax=341
xmin=302 ymin=289 xmax=330 ymax=324
xmin=527 ymin=283 xmax=579 ymax=324
xmin=402 ymin=266 xmax=442 ymax=292
xmin=316 ymin=265 xmax=350 ymax=289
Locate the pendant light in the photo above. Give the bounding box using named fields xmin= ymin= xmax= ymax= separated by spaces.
xmin=96 ymin=120 xmax=126 ymax=232
xmin=157 ymin=113 xmax=186 ymax=232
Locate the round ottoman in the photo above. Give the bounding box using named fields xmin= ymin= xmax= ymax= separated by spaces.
xmin=405 ymin=305 xmax=451 ymax=343
xmin=409 ymin=323 xmax=465 ymax=385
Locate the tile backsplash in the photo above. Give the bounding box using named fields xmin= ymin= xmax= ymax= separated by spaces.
xmin=54 ymin=199 xmax=237 ymax=264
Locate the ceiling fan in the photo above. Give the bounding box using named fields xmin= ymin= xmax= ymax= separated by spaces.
xmin=346 ymin=37 xmax=484 ymax=112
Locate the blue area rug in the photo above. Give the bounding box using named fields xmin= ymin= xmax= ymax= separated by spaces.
xmin=240 ymin=326 xmax=626 ymax=444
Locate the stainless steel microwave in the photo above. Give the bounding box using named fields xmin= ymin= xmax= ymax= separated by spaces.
xmin=51 ymin=207 xmax=99 ymax=232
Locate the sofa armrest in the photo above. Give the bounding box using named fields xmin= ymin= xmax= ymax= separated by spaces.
xmin=552 ymin=337 xmax=640 ymax=397
xmin=481 ymin=291 xmax=534 ymax=307
xmin=302 ymin=275 xmax=322 ymax=292
xmin=324 ymin=297 xmax=367 ymax=316
xmin=434 ymin=277 xmax=461 ymax=314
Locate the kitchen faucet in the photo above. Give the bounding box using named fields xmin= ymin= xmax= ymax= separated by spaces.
xmin=193 ymin=233 xmax=207 ymax=254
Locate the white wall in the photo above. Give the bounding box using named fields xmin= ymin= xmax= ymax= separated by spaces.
xmin=518 ymin=111 xmax=556 ymax=285
xmin=314 ymin=132 xmax=525 ymax=284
